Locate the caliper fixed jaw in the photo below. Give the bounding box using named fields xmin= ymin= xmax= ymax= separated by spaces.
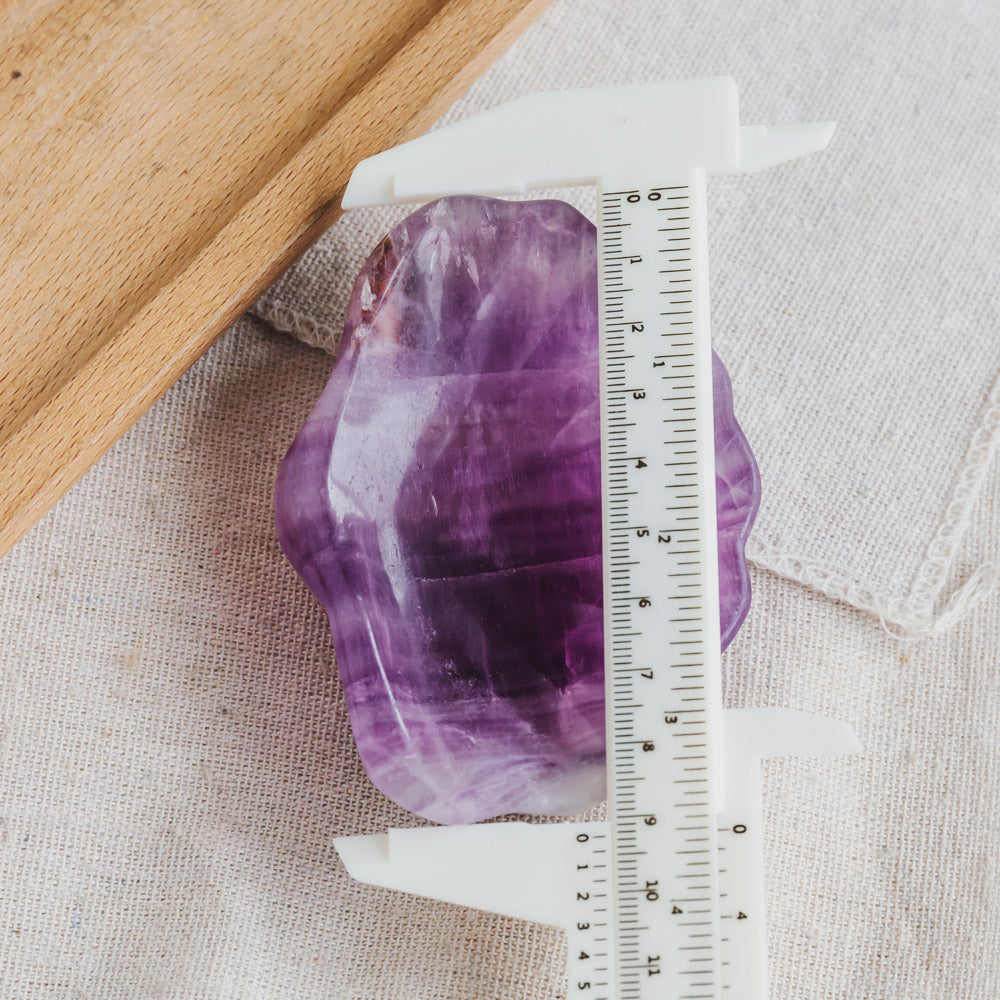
xmin=341 ymin=77 xmax=835 ymax=209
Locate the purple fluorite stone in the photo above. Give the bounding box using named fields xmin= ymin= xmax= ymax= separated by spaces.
xmin=275 ymin=196 xmax=759 ymax=824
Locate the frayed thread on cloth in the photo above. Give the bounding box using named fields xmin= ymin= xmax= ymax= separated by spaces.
xmin=750 ymin=365 xmax=1000 ymax=642
xmin=748 ymin=539 xmax=1000 ymax=643
xmin=906 ymin=368 xmax=1000 ymax=611
xmin=254 ymin=296 xmax=343 ymax=354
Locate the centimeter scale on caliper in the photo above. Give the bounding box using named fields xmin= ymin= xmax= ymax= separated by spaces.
xmin=591 ymin=177 xmax=731 ymax=998
xmin=331 ymin=78 xmax=860 ymax=1000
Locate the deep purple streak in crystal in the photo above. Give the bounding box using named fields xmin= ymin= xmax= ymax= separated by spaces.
xmin=275 ymin=196 xmax=760 ymax=824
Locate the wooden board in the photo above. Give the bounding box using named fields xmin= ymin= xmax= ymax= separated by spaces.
xmin=0 ymin=0 xmax=550 ymax=558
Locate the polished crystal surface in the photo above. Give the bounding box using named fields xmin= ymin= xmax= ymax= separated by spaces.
xmin=275 ymin=196 xmax=759 ymax=824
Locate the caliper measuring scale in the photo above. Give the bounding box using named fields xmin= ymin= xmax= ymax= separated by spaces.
xmin=333 ymin=78 xmax=860 ymax=1000
xmin=600 ymin=172 xmax=730 ymax=997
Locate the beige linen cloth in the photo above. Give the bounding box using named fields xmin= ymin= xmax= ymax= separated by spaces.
xmin=3 ymin=0 xmax=999 ymax=996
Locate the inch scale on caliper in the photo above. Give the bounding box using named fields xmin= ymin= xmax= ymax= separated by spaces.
xmin=332 ymin=79 xmax=860 ymax=1000
xmin=599 ymin=175 xmax=728 ymax=998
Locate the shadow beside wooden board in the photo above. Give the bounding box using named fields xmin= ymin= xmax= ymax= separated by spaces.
xmin=0 ymin=0 xmax=550 ymax=559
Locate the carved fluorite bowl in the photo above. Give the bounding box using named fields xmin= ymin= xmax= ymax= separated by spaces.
xmin=275 ymin=196 xmax=759 ymax=824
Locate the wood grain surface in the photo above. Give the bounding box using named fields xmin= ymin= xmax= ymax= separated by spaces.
xmin=0 ymin=0 xmax=551 ymax=559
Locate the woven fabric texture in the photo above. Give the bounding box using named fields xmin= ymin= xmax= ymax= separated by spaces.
xmin=3 ymin=0 xmax=1000 ymax=997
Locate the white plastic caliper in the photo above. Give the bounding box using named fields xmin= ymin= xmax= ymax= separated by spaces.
xmin=334 ymin=78 xmax=859 ymax=1000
